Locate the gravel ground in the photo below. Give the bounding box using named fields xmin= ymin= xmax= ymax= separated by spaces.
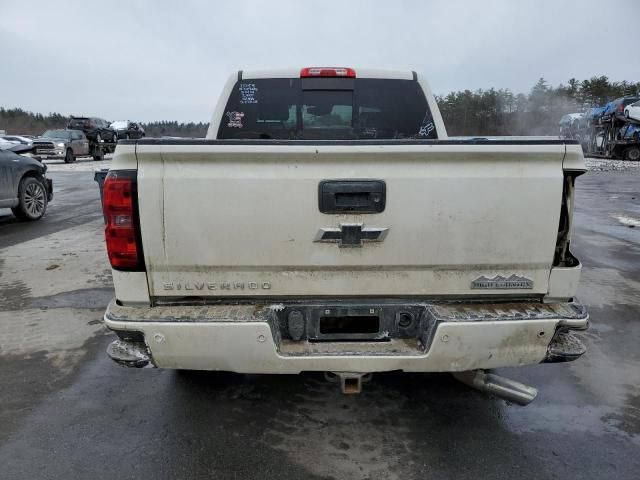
xmin=586 ymin=157 xmax=640 ymax=171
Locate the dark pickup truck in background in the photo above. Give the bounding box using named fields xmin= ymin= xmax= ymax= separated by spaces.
xmin=68 ymin=116 xmax=118 ymax=144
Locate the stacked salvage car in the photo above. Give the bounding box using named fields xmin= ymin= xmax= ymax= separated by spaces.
xmin=560 ymin=96 xmax=640 ymax=160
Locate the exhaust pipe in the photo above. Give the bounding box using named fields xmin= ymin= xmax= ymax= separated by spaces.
xmin=452 ymin=370 xmax=538 ymax=406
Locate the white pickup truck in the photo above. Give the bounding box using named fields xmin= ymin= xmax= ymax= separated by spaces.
xmin=102 ymin=67 xmax=588 ymax=403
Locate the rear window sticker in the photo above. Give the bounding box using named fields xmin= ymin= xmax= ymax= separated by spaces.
xmin=417 ymin=111 xmax=436 ymax=138
xmin=226 ymin=111 xmax=245 ymax=128
xmin=239 ymin=83 xmax=258 ymax=104
xmin=418 ymin=121 xmax=435 ymax=137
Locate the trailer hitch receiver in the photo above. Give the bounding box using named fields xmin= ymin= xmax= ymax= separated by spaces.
xmin=325 ymin=371 xmax=372 ymax=394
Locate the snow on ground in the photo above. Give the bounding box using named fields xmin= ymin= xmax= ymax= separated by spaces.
xmin=44 ymin=155 xmax=112 ymax=172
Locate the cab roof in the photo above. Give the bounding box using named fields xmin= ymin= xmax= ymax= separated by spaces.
xmin=239 ymin=68 xmax=415 ymax=81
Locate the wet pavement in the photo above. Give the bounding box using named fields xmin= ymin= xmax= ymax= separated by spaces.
xmin=0 ymin=168 xmax=638 ymax=479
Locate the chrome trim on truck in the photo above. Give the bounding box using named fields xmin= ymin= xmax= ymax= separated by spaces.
xmin=313 ymin=224 xmax=389 ymax=248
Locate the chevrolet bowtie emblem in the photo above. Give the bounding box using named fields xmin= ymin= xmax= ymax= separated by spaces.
xmin=314 ymin=223 xmax=389 ymax=247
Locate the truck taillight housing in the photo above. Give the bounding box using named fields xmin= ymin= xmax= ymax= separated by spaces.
xmin=103 ymin=170 xmax=144 ymax=271
xmin=300 ymin=67 xmax=356 ymax=78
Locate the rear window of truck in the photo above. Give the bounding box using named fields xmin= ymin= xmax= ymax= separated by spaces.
xmin=217 ymin=78 xmax=437 ymax=140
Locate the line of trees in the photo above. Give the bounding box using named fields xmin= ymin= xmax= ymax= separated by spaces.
xmin=2 ymin=76 xmax=639 ymax=137
xmin=139 ymin=121 xmax=208 ymax=138
xmin=437 ymin=76 xmax=640 ymax=136
xmin=0 ymin=109 xmax=209 ymax=137
xmin=0 ymin=109 xmax=70 ymax=136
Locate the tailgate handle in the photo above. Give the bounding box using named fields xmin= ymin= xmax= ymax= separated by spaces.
xmin=319 ymin=180 xmax=386 ymax=214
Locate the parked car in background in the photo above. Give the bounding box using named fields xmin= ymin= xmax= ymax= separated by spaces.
xmin=67 ymin=117 xmax=117 ymax=143
xmin=2 ymin=142 xmax=34 ymax=155
xmin=624 ymin=100 xmax=640 ymax=122
xmin=618 ymin=123 xmax=640 ymax=141
xmin=559 ymin=113 xmax=583 ymax=138
xmin=1 ymin=135 xmax=33 ymax=145
xmin=0 ymin=137 xmax=19 ymax=150
xmin=559 ymin=113 xmax=583 ymax=128
xmin=0 ymin=148 xmax=53 ymax=221
xmin=583 ymin=106 xmax=606 ymax=127
xmin=32 ymin=129 xmax=90 ymax=163
xmin=110 ymin=120 xmax=145 ymax=139
xmin=601 ymin=96 xmax=640 ymax=123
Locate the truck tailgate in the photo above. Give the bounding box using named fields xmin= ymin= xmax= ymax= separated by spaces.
xmin=136 ymin=142 xmax=565 ymax=298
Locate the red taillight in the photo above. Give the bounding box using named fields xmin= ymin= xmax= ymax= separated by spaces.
xmin=300 ymin=67 xmax=356 ymax=78
xmin=103 ymin=170 xmax=143 ymax=270
xmin=618 ymin=104 xmax=624 ymax=112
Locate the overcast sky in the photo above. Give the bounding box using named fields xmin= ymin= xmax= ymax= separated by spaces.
xmin=2 ymin=0 xmax=639 ymax=122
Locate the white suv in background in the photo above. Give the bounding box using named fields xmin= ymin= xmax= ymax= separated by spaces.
xmin=0 ymin=137 xmax=19 ymax=150
xmin=1 ymin=135 xmax=33 ymax=145
xmin=624 ymin=100 xmax=640 ymax=122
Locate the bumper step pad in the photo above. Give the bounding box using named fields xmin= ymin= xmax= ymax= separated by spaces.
xmin=544 ymin=330 xmax=587 ymax=363
xmin=107 ymin=339 xmax=152 ymax=368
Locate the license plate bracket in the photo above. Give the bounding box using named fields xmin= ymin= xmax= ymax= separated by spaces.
xmin=275 ymin=304 xmax=425 ymax=342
